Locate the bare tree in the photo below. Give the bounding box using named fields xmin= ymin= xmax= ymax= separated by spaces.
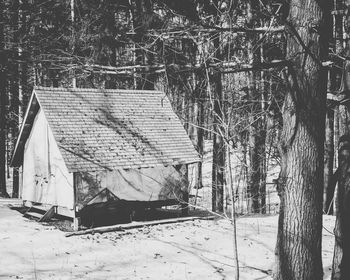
xmin=9 ymin=0 xmax=20 ymax=198
xmin=211 ymin=33 xmax=225 ymax=213
xmin=0 ymin=2 xmax=9 ymax=198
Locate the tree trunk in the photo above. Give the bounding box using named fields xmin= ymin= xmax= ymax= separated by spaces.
xmin=324 ymin=106 xmax=335 ymax=214
xmin=0 ymin=59 xmax=8 ymax=198
xmin=246 ymin=2 xmax=259 ymax=214
xmin=10 ymin=0 xmax=20 ymax=198
xmin=324 ymin=0 xmax=342 ymax=212
xmin=246 ymin=1 xmax=267 ymax=214
xmin=105 ymin=34 xmax=117 ymax=89
xmin=258 ymin=126 xmax=267 ymax=214
xmin=191 ymin=76 xmax=205 ymax=192
xmin=0 ymin=3 xmax=9 ymax=198
xmin=211 ymin=35 xmax=225 ymax=213
xmin=332 ymin=135 xmax=350 ymax=280
xmin=132 ymin=0 xmax=155 ymax=90
xmin=334 ymin=106 xmax=339 ymax=172
xmin=247 ymin=63 xmax=267 ymax=215
xmin=248 ymin=118 xmax=260 ymax=213
xmin=274 ymin=1 xmax=329 ymax=279
xmin=180 ymin=165 xmax=189 ymax=216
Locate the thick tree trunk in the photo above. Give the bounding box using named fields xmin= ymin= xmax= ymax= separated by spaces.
xmin=274 ymin=1 xmax=329 ymax=279
xmin=212 ymin=127 xmax=224 ymax=212
xmin=324 ymin=106 xmax=335 ymax=214
xmin=246 ymin=2 xmax=259 ymax=214
xmin=332 ymin=135 xmax=350 ymax=280
xmin=248 ymin=101 xmax=267 ymax=214
xmin=247 ymin=68 xmax=267 ymax=215
xmin=246 ymin=1 xmax=267 ymax=214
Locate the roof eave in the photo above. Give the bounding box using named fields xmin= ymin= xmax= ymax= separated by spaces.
xmin=65 ymin=158 xmax=201 ymax=173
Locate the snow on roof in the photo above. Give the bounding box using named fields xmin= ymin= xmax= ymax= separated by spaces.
xmin=11 ymin=87 xmax=200 ymax=171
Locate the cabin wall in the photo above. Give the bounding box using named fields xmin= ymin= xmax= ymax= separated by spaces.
xmin=75 ymin=165 xmax=187 ymax=210
xmin=22 ymin=109 xmax=74 ymax=209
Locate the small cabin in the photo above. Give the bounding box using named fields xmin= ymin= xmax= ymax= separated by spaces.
xmin=11 ymin=87 xmax=200 ymax=226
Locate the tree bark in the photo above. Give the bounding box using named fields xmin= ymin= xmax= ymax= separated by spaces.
xmin=246 ymin=1 xmax=267 ymax=214
xmin=104 ymin=11 xmax=117 ymax=90
xmin=0 ymin=3 xmax=9 ymax=198
xmin=274 ymin=1 xmax=329 ymax=279
xmin=180 ymin=165 xmax=189 ymax=216
xmin=132 ymin=0 xmax=155 ymax=90
xmin=10 ymin=0 xmax=20 ymax=198
xmin=246 ymin=1 xmax=260 ymax=214
xmin=248 ymin=116 xmax=260 ymax=213
xmin=324 ymin=105 xmax=335 ymax=214
xmin=211 ymin=34 xmax=225 ymax=213
xmin=0 ymin=59 xmax=8 ymax=198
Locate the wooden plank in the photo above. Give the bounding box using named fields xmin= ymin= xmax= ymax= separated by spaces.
xmin=65 ymin=215 xmax=216 ymax=237
xmin=23 ymin=201 xmax=75 ymax=218
xmin=24 ymin=211 xmax=44 ymax=220
xmin=39 ymin=206 xmax=56 ymax=222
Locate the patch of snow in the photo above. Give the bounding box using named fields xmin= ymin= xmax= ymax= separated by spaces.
xmin=0 ymin=205 xmax=336 ymax=280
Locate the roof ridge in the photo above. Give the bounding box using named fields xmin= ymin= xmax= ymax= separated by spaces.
xmin=34 ymin=86 xmax=164 ymax=94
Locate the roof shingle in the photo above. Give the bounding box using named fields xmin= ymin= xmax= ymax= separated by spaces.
xmin=33 ymin=87 xmax=199 ymax=172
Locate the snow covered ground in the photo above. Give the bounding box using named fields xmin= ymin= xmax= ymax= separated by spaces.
xmin=0 ymin=202 xmax=336 ymax=280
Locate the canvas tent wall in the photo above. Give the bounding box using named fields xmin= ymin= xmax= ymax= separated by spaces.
xmin=11 ymin=87 xmax=200 ymax=218
xmin=22 ymin=108 xmax=74 ymax=209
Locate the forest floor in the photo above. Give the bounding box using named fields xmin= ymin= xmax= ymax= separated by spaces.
xmin=0 ymin=200 xmax=336 ymax=280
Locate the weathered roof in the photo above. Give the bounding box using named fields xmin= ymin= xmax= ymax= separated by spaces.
xmin=11 ymin=87 xmax=200 ymax=172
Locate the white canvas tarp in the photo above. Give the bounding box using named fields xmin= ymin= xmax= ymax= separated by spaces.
xmin=76 ymin=166 xmax=185 ymax=209
xmin=102 ymin=167 xmax=184 ymax=201
xmin=22 ymin=109 xmax=74 ymax=209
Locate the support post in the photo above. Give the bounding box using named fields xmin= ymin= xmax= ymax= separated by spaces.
xmin=73 ymin=172 xmax=81 ymax=231
xmin=180 ymin=165 xmax=189 ymax=216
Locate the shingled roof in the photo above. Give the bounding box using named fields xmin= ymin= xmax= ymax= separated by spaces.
xmin=11 ymin=87 xmax=200 ymax=172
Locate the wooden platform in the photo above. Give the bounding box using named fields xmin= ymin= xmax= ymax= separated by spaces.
xmin=23 ymin=201 xmax=74 ymax=218
xmin=23 ymin=211 xmax=44 ymax=220
xmin=23 ymin=206 xmax=57 ymax=222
